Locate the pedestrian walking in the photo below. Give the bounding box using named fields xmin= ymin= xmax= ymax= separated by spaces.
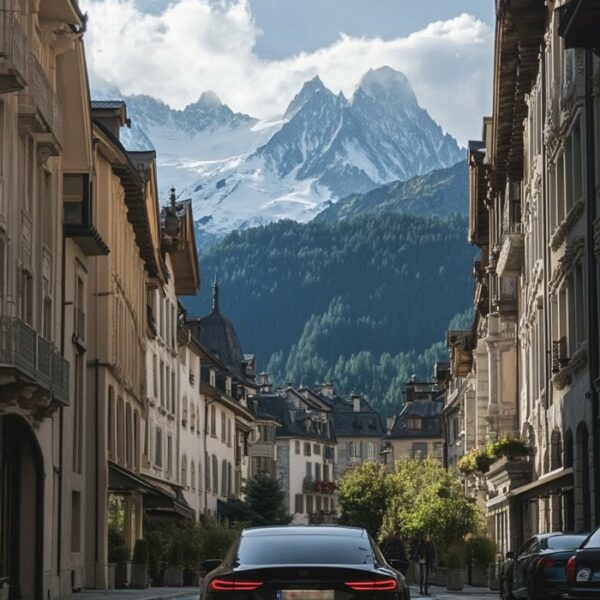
xmin=382 ymin=530 xmax=409 ymax=574
xmin=414 ymin=532 xmax=435 ymax=595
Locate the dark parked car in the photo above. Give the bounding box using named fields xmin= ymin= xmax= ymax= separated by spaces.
xmin=502 ymin=532 xmax=588 ymax=600
xmin=199 ymin=526 xmax=410 ymax=600
xmin=565 ymin=526 xmax=600 ymax=599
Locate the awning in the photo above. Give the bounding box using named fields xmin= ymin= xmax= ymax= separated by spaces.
xmin=108 ymin=461 xmax=195 ymax=520
xmin=508 ymin=467 xmax=574 ymax=499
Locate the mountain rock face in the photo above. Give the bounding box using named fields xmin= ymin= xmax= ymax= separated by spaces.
xmin=314 ymin=160 xmax=468 ymax=223
xmin=117 ymin=67 xmax=464 ymax=240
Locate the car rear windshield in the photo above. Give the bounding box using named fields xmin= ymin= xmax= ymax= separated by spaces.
xmin=546 ymin=535 xmax=586 ymax=550
xmin=584 ymin=530 xmax=600 ymax=548
xmin=237 ymin=535 xmax=375 ymax=565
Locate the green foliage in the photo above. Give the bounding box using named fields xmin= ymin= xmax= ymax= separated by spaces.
xmin=132 ymin=539 xmax=149 ymax=565
xmin=180 ymin=522 xmax=204 ymax=570
xmin=186 ymin=214 xmax=475 ymax=414
xmin=168 ymin=539 xmax=184 ymax=567
xmin=336 ymin=462 xmax=397 ymax=537
xmin=466 ymin=537 xmax=497 ymax=566
xmin=445 ymin=541 xmax=467 ymax=569
xmin=242 ymin=472 xmax=293 ymax=526
xmin=458 ymin=437 xmax=532 ymax=475
xmin=200 ymin=523 xmax=240 ymax=561
xmin=382 ymin=458 xmax=483 ymax=554
xmin=107 ymin=527 xmax=129 ymax=564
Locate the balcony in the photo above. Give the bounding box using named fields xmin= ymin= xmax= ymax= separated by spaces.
xmin=63 ymin=174 xmax=110 ymax=256
xmin=492 ymin=276 xmax=518 ymax=318
xmin=0 ymin=317 xmax=69 ymax=414
xmin=559 ymin=0 xmax=600 ymax=49
xmin=0 ymin=8 xmax=27 ymax=92
xmin=18 ymin=51 xmax=62 ymax=155
xmin=496 ymin=201 xmax=524 ymax=277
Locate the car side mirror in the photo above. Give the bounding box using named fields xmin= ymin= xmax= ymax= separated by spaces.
xmin=506 ymin=551 xmax=516 ymax=560
xmin=202 ymin=559 xmax=223 ymax=572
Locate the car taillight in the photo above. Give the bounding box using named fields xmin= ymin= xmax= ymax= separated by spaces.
xmin=210 ymin=579 xmax=264 ymax=592
xmin=345 ymin=579 xmax=398 ymax=591
xmin=566 ymin=556 xmax=576 ymax=584
xmin=537 ymin=557 xmax=556 ymax=569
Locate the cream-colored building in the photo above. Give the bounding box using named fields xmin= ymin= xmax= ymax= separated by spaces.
xmin=458 ymin=0 xmax=600 ymax=555
xmin=0 ymin=1 xmax=98 ymax=597
xmin=84 ymin=103 xmax=165 ymax=588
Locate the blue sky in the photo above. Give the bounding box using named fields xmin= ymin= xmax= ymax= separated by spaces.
xmin=81 ymin=0 xmax=495 ymax=144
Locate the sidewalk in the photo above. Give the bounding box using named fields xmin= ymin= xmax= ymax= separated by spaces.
xmin=410 ymin=584 xmax=498 ymax=599
xmin=67 ymin=588 xmax=198 ymax=600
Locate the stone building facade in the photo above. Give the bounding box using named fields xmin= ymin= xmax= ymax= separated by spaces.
xmin=452 ymin=0 xmax=600 ymax=554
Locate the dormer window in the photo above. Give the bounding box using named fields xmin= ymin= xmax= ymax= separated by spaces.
xmin=226 ymin=376 xmax=232 ymax=396
xmin=406 ymin=417 xmax=422 ymax=430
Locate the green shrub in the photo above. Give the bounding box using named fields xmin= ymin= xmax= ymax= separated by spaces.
xmin=445 ymin=541 xmax=466 ymax=569
xmin=466 ymin=537 xmax=497 ymax=566
xmin=169 ymin=539 xmax=184 ymax=567
xmin=133 ymin=539 xmax=149 ymax=565
xmin=200 ymin=523 xmax=240 ymax=561
xmin=108 ymin=528 xmax=129 ymax=564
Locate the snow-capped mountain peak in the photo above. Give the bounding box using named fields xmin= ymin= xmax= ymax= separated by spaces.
xmin=118 ymin=66 xmax=465 ymax=243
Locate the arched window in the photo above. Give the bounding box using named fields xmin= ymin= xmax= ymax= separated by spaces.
xmin=550 ymin=430 xmax=562 ymax=470
xmin=181 ymin=455 xmax=188 ymax=489
xmin=564 ymin=429 xmax=574 ymax=468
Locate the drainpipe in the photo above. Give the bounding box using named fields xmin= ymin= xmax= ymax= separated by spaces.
xmin=584 ymin=49 xmax=599 ymax=526
xmin=57 ymin=213 xmax=66 ymax=577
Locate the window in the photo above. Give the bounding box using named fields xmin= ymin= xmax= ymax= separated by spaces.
xmin=294 ymin=494 xmax=304 ymax=514
xmin=316 ymin=495 xmax=322 ymax=512
xmin=210 ymin=404 xmax=216 ymax=436
xmin=221 ymin=459 xmax=227 ymax=497
xmin=155 ymin=428 xmax=163 ymax=468
xmin=305 ymin=462 xmax=312 ymax=478
xmin=406 ymin=417 xmax=422 ymax=430
xmin=182 ymin=455 xmax=188 ymax=488
xmin=117 ymin=397 xmax=125 ymax=463
xmin=205 ymin=452 xmax=211 ymax=491
xmin=227 ymin=419 xmax=232 ymax=447
xmin=221 ymin=410 xmax=226 ymax=442
xmin=295 ymin=441 xmax=300 ymax=454
xmin=20 ymin=270 xmax=33 ymax=325
xmin=306 ymin=495 xmax=313 ymax=514
xmin=411 ymin=442 xmax=428 ymax=458
xmin=313 ymin=444 xmax=321 ymax=455
xmin=125 ymin=404 xmax=132 ymax=468
xmin=167 ymin=435 xmax=173 ymax=475
xmin=133 ymin=411 xmax=140 ymax=471
xmin=191 ymin=461 xmax=196 ymax=491
xmin=315 ymin=463 xmax=321 ymax=480
xmin=212 ymin=455 xmax=218 ymax=494
xmin=367 ymin=442 xmax=377 ymax=460
xmin=72 ymin=354 xmax=84 ymax=473
xmin=171 ymin=370 xmax=176 ymax=413
xmin=304 ymin=442 xmax=311 ymax=456
xmin=323 ymin=464 xmax=329 ymax=482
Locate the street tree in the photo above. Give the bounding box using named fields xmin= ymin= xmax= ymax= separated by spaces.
xmin=242 ymin=472 xmax=292 ymax=526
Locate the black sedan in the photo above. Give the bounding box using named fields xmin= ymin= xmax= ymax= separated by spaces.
xmin=565 ymin=527 xmax=600 ymax=599
xmin=502 ymin=532 xmax=588 ymax=600
xmin=199 ymin=526 xmax=410 ymax=600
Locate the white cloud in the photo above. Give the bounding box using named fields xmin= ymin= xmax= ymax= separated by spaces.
xmin=80 ymin=0 xmax=493 ymax=145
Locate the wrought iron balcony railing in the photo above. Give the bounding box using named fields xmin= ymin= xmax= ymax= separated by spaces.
xmin=0 ymin=9 xmax=28 ymax=93
xmin=0 ymin=316 xmax=70 ymax=410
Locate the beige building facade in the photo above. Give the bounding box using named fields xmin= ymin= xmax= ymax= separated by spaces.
xmin=452 ymin=0 xmax=600 ymax=555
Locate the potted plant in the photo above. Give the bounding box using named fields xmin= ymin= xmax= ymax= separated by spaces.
xmin=466 ymin=537 xmax=496 ymax=586
xmin=130 ymin=539 xmax=150 ymax=588
xmin=182 ymin=523 xmax=203 ymax=586
xmin=108 ymin=528 xmax=129 ymax=589
xmin=433 ymin=551 xmax=447 ymax=587
xmin=165 ymin=539 xmax=184 ymax=586
xmin=445 ymin=542 xmax=465 ymax=591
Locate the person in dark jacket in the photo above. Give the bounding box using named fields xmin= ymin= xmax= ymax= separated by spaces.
xmin=382 ymin=530 xmax=409 ymax=574
xmin=414 ymin=532 xmax=436 ymax=595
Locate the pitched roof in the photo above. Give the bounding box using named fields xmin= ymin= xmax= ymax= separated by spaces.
xmin=255 ymin=394 xmax=336 ymax=443
xmin=389 ymin=396 xmax=444 ymax=439
xmin=327 ymin=395 xmax=385 ymax=438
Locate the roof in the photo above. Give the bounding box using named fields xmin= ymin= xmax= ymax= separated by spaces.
xmin=242 ymin=526 xmax=366 ymax=537
xmin=327 ymin=395 xmax=385 ymax=438
xmin=91 ymin=100 xmax=126 ymax=110
xmin=389 ymin=396 xmax=444 ymax=439
xmin=255 ymin=394 xmax=336 ymax=443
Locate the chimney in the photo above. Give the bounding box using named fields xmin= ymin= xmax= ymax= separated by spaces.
xmin=405 ymin=375 xmax=417 ymax=403
xmin=259 ymin=372 xmax=271 ymax=394
xmin=351 ymin=393 xmax=361 ymax=412
xmin=320 ymin=382 xmax=335 ymax=398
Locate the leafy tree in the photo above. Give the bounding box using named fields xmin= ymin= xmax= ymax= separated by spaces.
xmin=383 ymin=458 xmax=483 ymax=552
xmin=242 ymin=472 xmax=292 ymax=526
xmin=336 ymin=462 xmax=398 ymax=537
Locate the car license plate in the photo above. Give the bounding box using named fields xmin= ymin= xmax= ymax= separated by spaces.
xmin=592 ymin=571 xmax=600 ymax=582
xmin=280 ymin=591 xmax=335 ymax=600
